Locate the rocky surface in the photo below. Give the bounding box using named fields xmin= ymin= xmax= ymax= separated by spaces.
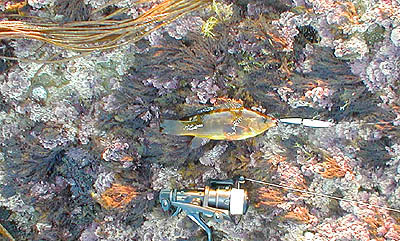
xmin=0 ymin=0 xmax=399 ymax=240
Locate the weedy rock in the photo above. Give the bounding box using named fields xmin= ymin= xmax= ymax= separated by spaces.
xmin=135 ymin=31 xmax=236 ymax=102
xmin=1 ymin=146 xmax=101 ymax=240
xmin=1 ymin=0 xmax=400 ymax=240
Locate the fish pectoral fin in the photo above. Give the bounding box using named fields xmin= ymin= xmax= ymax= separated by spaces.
xmin=190 ymin=137 xmax=209 ymax=149
xmin=222 ymin=125 xmax=238 ymax=141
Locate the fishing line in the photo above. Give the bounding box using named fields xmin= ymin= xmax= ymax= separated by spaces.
xmin=245 ymin=177 xmax=400 ymax=214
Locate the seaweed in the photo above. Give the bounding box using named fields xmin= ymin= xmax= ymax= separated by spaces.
xmin=54 ymin=0 xmax=91 ymax=23
xmin=359 ymin=136 xmax=393 ymax=171
xmin=293 ymin=25 xmax=320 ymax=65
xmin=0 ymin=40 xmax=16 ymax=74
xmin=0 ymin=207 xmax=17 ymax=241
xmin=134 ymin=31 xmax=235 ymax=94
xmin=2 ymin=144 xmax=100 ymax=240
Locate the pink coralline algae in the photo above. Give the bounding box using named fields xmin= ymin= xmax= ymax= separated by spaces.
xmin=1 ymin=68 xmax=31 ymax=102
xmin=199 ymin=143 xmax=228 ymax=172
xmin=165 ymin=15 xmax=203 ymax=40
xmin=93 ymin=172 xmax=115 ymax=194
xmin=101 ymin=139 xmax=138 ymax=168
xmin=77 ymin=114 xmax=99 ymax=145
xmin=32 ymin=128 xmax=71 ymax=149
xmin=351 ymin=38 xmax=400 ymax=106
xmin=27 ymin=0 xmax=52 ymax=9
xmin=391 ymin=27 xmax=400 ymax=47
xmin=29 ymin=181 xmax=56 ymax=200
xmin=143 ymin=77 xmax=178 ymax=95
xmin=271 ymin=12 xmax=304 ymax=52
xmin=304 ymin=86 xmax=334 ymax=110
xmin=186 ymin=77 xmax=220 ymax=104
xmin=333 ymin=36 xmax=369 ymax=60
xmin=101 ymin=95 xmax=119 ymax=112
xmin=101 ymin=139 xmax=129 ymax=162
xmin=277 ymin=160 xmax=306 ymax=189
xmin=148 ymin=15 xmax=203 ymax=46
xmin=314 ymin=214 xmax=371 ymax=241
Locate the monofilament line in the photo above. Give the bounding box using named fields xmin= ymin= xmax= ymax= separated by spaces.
xmin=245 ymin=178 xmax=400 ymax=214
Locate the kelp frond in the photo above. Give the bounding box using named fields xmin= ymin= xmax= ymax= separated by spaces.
xmin=0 ymin=0 xmax=212 ymax=52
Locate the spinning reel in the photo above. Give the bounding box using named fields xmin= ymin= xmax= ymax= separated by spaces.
xmin=159 ymin=176 xmax=248 ymax=241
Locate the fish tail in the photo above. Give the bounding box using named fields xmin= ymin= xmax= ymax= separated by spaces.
xmin=160 ymin=120 xmax=186 ymax=135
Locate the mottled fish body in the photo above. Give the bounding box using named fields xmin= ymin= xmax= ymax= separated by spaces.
xmin=161 ymin=107 xmax=277 ymax=141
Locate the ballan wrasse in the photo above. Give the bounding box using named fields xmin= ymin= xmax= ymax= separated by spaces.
xmin=161 ymin=99 xmax=278 ymax=148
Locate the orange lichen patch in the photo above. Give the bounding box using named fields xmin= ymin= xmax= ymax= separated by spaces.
xmin=393 ymin=224 xmax=400 ymax=238
xmin=266 ymin=32 xmax=290 ymax=48
xmin=100 ymin=184 xmax=138 ymax=209
xmin=256 ymin=187 xmax=285 ymax=207
xmin=392 ymin=105 xmax=400 ymax=112
xmin=284 ymin=206 xmax=317 ymax=224
xmin=316 ymin=156 xmax=353 ymax=179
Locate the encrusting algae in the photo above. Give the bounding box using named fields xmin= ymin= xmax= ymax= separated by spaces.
xmin=160 ymin=98 xmax=277 ymax=146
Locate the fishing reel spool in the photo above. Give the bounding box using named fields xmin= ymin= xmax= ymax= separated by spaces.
xmin=159 ymin=176 xmax=248 ymax=241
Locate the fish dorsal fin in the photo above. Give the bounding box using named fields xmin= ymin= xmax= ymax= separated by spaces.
xmin=213 ymin=97 xmax=243 ymax=110
xmin=181 ymin=98 xmax=243 ymax=120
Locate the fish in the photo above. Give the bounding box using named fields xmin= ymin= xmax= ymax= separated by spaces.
xmin=160 ymin=99 xmax=277 ymax=147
